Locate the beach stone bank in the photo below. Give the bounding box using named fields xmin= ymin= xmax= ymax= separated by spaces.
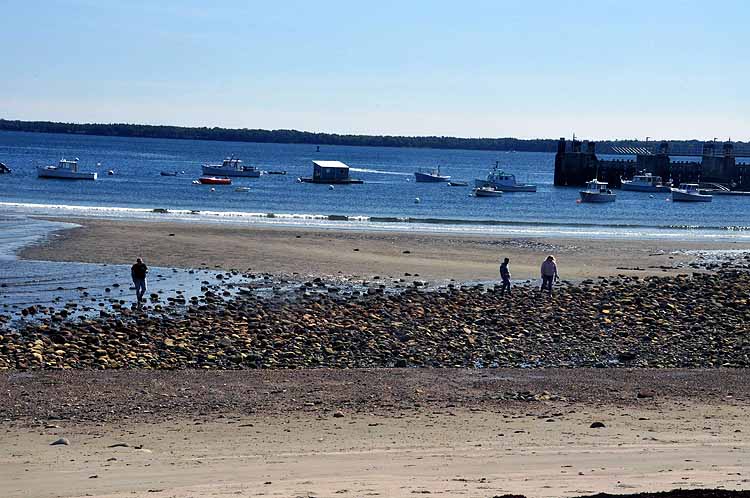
xmin=2 ymin=271 xmax=750 ymax=370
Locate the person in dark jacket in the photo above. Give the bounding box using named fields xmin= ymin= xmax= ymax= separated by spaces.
xmin=131 ymin=257 xmax=148 ymax=305
xmin=499 ymin=257 xmax=511 ymax=296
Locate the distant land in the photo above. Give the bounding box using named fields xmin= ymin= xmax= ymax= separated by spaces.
xmin=0 ymin=118 xmax=745 ymax=155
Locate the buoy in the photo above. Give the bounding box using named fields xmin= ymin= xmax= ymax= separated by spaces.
xmin=328 ymin=185 xmax=334 ymax=190
xmin=107 ymin=169 xmax=114 ymax=176
xmin=575 ymin=199 xmax=582 ymax=204
xmin=414 ymin=197 xmax=421 ymax=204
xmin=649 ymin=194 xmax=654 ymax=198
xmin=210 ymin=187 xmax=216 ymax=192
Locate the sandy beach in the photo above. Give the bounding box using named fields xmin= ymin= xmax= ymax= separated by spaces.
xmin=4 ymin=217 xmax=750 ymax=497
xmin=19 ymin=217 xmax=750 ymax=282
xmin=1 ymin=369 xmax=749 ymax=498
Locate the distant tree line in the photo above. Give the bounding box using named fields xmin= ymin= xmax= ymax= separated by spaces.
xmin=0 ymin=119 xmax=746 ymax=155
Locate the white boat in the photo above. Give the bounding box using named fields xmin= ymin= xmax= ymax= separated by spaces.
xmin=474 ymin=162 xmax=536 ymax=192
xmin=579 ymin=179 xmax=616 ymax=203
xmin=414 ymin=166 xmax=450 ymax=182
xmin=37 ymin=158 xmax=97 ymax=180
xmin=473 ymin=186 xmax=503 ymax=197
xmin=621 ymin=172 xmax=671 ymax=192
xmin=671 ymin=184 xmax=712 ymax=202
xmin=202 ymin=157 xmax=261 ymax=178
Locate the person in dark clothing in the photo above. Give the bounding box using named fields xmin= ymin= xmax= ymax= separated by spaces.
xmin=131 ymin=257 xmax=148 ymax=305
xmin=499 ymin=257 xmax=511 ymax=296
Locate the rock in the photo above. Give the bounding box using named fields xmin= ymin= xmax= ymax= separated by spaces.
xmin=333 ymin=411 xmax=345 ymax=418
xmin=50 ymin=437 xmax=70 ymax=446
xmin=590 ymin=422 xmax=606 ymax=429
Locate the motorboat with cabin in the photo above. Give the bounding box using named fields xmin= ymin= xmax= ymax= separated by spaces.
xmin=620 ymin=172 xmax=671 ymax=192
xmin=474 ymin=162 xmax=536 ymax=192
xmin=472 ymin=186 xmax=503 ymax=197
xmin=202 ymin=157 xmax=261 ymax=178
xmin=414 ymin=165 xmax=450 ymax=183
xmin=671 ymin=184 xmax=712 ymax=202
xmin=579 ymin=179 xmax=616 ymax=203
xmin=37 ymin=158 xmax=97 ymax=180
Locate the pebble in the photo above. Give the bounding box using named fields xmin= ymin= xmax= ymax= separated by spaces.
xmin=4 ymin=270 xmax=750 ymax=370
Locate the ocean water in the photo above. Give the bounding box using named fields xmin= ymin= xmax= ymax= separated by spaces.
xmin=1 ymin=130 xmax=750 ymax=240
xmin=0 ymin=216 xmax=255 ymax=318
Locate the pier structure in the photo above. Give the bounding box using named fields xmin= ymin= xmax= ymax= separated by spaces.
xmin=554 ymin=138 xmax=748 ymax=189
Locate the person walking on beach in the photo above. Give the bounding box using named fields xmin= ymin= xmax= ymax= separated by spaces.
xmin=131 ymin=257 xmax=148 ymax=305
xmin=499 ymin=257 xmax=511 ymax=296
xmin=540 ymin=255 xmax=558 ymax=296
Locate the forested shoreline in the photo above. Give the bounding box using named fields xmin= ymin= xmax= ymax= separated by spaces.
xmin=0 ymin=118 xmax=736 ymax=154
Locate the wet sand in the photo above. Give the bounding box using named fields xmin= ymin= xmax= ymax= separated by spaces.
xmin=1 ymin=370 xmax=749 ymax=498
xmin=19 ymin=217 xmax=750 ymax=281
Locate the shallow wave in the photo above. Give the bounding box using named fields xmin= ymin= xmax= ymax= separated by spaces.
xmin=3 ymin=201 xmax=750 ymax=241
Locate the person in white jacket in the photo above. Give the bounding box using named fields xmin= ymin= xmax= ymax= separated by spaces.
xmin=540 ymin=255 xmax=558 ymax=295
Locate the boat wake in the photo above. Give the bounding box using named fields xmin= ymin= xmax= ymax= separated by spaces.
xmin=348 ymin=168 xmax=411 ymax=176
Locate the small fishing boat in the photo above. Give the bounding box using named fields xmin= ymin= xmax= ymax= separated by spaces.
xmin=475 ymin=162 xmax=536 ymax=192
xmin=579 ymin=179 xmax=616 ymax=203
xmin=448 ymin=181 xmax=468 ymax=187
xmin=414 ymin=165 xmax=450 ymax=183
xmin=620 ymin=172 xmax=671 ymax=192
xmin=234 ymin=186 xmax=251 ymax=192
xmin=202 ymin=156 xmax=260 ymax=178
xmin=0 ymin=162 xmax=10 ymax=174
xmin=671 ymin=184 xmax=712 ymax=202
xmin=198 ymin=176 xmax=232 ymax=185
xmin=266 ymin=170 xmax=287 ymax=175
xmin=160 ymin=171 xmax=178 ymax=176
xmin=37 ymin=158 xmax=97 ymax=180
xmin=473 ymin=186 xmax=503 ymax=197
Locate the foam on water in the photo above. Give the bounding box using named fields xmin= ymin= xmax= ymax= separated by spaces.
xmin=3 ymin=201 xmax=750 ymax=241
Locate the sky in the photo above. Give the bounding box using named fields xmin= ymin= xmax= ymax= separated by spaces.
xmin=1 ymin=0 xmax=748 ymax=140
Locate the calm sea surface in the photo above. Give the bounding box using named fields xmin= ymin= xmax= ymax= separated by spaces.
xmin=2 ymin=130 xmax=750 ymax=240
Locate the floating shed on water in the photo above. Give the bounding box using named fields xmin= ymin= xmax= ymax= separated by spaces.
xmin=299 ymin=160 xmax=363 ymax=184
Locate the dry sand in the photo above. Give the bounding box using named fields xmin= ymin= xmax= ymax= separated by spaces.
xmin=1 ymin=370 xmax=749 ymax=498
xmin=20 ymin=217 xmax=750 ymax=281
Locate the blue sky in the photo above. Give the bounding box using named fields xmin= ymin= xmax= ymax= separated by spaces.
xmin=1 ymin=0 xmax=747 ymax=139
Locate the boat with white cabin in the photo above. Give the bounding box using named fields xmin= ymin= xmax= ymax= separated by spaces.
xmin=414 ymin=165 xmax=450 ymax=182
xmin=472 ymin=186 xmax=503 ymax=197
xmin=474 ymin=162 xmax=536 ymax=192
xmin=202 ymin=157 xmax=261 ymax=178
xmin=37 ymin=158 xmax=97 ymax=180
xmin=579 ymin=179 xmax=616 ymax=203
xmin=671 ymin=184 xmax=712 ymax=202
xmin=620 ymin=172 xmax=671 ymax=192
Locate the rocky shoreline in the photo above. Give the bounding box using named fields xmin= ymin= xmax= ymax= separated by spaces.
xmin=2 ymin=268 xmax=750 ymax=370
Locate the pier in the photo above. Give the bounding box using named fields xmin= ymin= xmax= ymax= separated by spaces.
xmin=554 ymin=138 xmax=750 ymax=189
